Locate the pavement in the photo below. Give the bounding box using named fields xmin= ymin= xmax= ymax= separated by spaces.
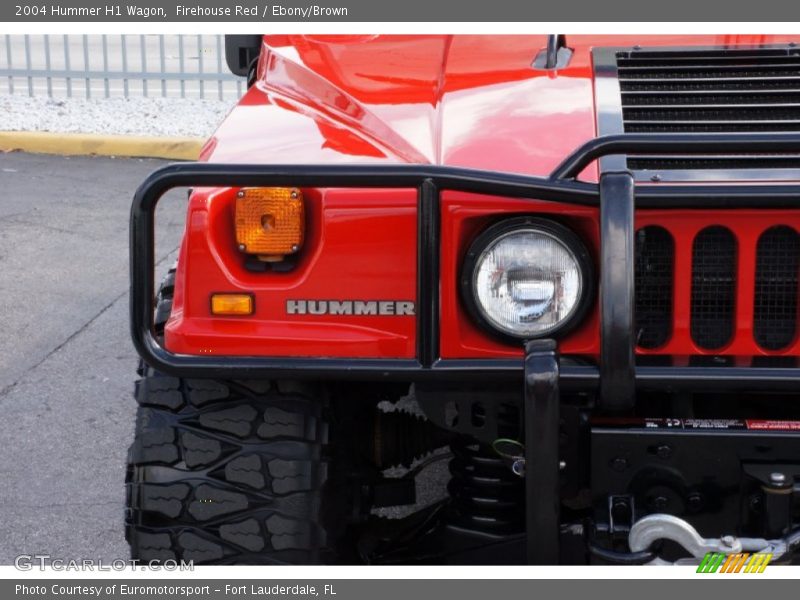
xmin=0 ymin=151 xmax=186 ymax=564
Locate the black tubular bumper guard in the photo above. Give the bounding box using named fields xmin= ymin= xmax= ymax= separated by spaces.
xmin=131 ymin=133 xmax=800 ymax=406
xmin=131 ymin=132 xmax=800 ymax=565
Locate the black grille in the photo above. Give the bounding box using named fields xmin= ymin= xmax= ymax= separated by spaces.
xmin=616 ymin=47 xmax=800 ymax=168
xmin=634 ymin=226 xmax=674 ymax=349
xmin=691 ymin=226 xmax=737 ymax=350
xmin=754 ymin=226 xmax=800 ymax=350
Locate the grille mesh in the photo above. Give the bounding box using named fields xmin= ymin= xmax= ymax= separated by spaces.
xmin=690 ymin=226 xmax=737 ymax=350
xmin=633 ymin=222 xmax=799 ymax=353
xmin=634 ymin=226 xmax=674 ymax=349
xmin=616 ymin=47 xmax=800 ymax=168
xmin=754 ymin=226 xmax=800 ymax=350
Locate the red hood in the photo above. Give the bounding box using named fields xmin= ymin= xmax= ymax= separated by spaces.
xmin=204 ymin=34 xmax=797 ymax=177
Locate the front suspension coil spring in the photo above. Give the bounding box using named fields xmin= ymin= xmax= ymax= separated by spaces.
xmin=447 ymin=437 xmax=525 ymax=535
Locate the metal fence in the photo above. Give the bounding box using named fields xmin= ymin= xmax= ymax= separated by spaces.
xmin=0 ymin=34 xmax=245 ymax=100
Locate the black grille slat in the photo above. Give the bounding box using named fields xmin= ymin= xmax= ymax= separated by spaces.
xmin=629 ymin=156 xmax=800 ymax=170
xmin=625 ymin=107 xmax=800 ymax=120
xmin=691 ymin=227 xmax=737 ymax=350
xmin=618 ymin=55 xmax=800 ymax=67
xmin=619 ymin=76 xmax=800 ymax=84
xmin=622 ymin=79 xmax=800 ymax=92
xmin=616 ymin=47 xmax=800 ymax=164
xmin=621 ymin=49 xmax=798 ymax=60
xmin=622 ymin=91 xmax=800 ymax=106
xmin=634 ymin=227 xmax=674 ymax=349
xmin=625 ymin=122 xmax=800 ymax=133
xmin=626 ymin=101 xmax=800 ymax=108
xmin=754 ymin=226 xmax=800 ymax=350
xmin=620 ymin=66 xmax=800 ymax=79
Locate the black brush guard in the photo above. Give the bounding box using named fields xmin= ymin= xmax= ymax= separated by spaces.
xmin=131 ymin=133 xmax=800 ymax=563
xmin=131 ymin=133 xmax=800 ymax=399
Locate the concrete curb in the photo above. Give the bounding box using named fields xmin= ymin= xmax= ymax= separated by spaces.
xmin=0 ymin=131 xmax=205 ymax=160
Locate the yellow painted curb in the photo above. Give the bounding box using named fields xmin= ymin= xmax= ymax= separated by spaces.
xmin=0 ymin=131 xmax=205 ymax=160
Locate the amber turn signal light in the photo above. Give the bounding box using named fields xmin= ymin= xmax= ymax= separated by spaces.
xmin=210 ymin=293 xmax=254 ymax=316
xmin=235 ymin=187 xmax=304 ymax=261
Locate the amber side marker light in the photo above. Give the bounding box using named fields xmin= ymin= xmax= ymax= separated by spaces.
xmin=235 ymin=187 xmax=304 ymax=262
xmin=210 ymin=293 xmax=254 ymax=316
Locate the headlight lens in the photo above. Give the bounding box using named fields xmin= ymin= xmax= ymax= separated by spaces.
xmin=469 ymin=223 xmax=588 ymax=339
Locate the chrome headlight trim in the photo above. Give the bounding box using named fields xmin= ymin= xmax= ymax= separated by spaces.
xmin=461 ymin=217 xmax=595 ymax=342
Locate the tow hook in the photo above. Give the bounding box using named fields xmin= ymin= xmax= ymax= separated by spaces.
xmin=628 ymin=514 xmax=789 ymax=565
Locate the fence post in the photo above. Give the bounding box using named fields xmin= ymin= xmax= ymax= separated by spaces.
xmin=6 ymin=34 xmax=14 ymax=94
xmin=178 ymin=34 xmax=185 ymax=98
xmin=140 ymin=34 xmax=148 ymax=97
xmin=63 ymin=34 xmax=72 ymax=97
xmin=82 ymin=34 xmax=90 ymax=98
xmin=216 ymin=35 xmax=223 ymax=101
xmin=102 ymin=34 xmax=110 ymax=97
xmin=121 ymin=34 xmax=129 ymax=97
xmin=159 ymin=34 xmax=166 ymax=97
xmin=43 ymin=34 xmax=52 ymax=96
xmin=197 ymin=34 xmax=204 ymax=99
xmin=24 ymin=34 xmax=32 ymax=96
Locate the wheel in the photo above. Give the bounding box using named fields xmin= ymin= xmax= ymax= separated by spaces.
xmin=126 ymin=269 xmax=351 ymax=564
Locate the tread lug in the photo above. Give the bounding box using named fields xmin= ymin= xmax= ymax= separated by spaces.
xmin=186 ymin=380 xmax=230 ymax=406
xmin=130 ymin=428 xmax=178 ymax=464
xmin=178 ymin=532 xmax=224 ymax=563
xmin=199 ymin=405 xmax=256 ymax=438
xmin=140 ymin=483 xmax=190 ymax=518
xmin=225 ymin=455 xmax=265 ymax=490
xmin=188 ymin=484 xmax=248 ymax=521
xmin=258 ymin=407 xmax=307 ymax=439
xmin=220 ymin=519 xmax=265 ymax=552
xmin=181 ymin=431 xmax=222 ymax=468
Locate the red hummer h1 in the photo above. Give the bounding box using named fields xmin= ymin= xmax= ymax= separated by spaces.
xmin=126 ymin=34 xmax=800 ymax=565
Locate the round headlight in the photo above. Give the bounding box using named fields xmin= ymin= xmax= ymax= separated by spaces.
xmin=463 ymin=218 xmax=592 ymax=340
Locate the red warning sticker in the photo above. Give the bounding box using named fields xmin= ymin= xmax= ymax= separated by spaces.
xmin=746 ymin=420 xmax=800 ymax=431
xmin=593 ymin=418 xmax=800 ymax=431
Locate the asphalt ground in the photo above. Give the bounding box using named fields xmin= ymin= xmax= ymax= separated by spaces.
xmin=0 ymin=152 xmax=185 ymax=564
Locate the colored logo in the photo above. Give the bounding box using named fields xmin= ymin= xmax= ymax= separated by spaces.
xmin=697 ymin=552 xmax=772 ymax=573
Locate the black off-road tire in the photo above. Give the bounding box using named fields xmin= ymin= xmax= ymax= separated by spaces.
xmin=126 ymin=269 xmax=348 ymax=564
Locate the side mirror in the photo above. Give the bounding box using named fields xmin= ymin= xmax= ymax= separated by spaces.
xmin=224 ymin=35 xmax=262 ymax=77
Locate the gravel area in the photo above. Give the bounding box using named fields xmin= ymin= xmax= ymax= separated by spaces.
xmin=0 ymin=94 xmax=233 ymax=138
xmin=375 ymin=392 xmax=450 ymax=519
